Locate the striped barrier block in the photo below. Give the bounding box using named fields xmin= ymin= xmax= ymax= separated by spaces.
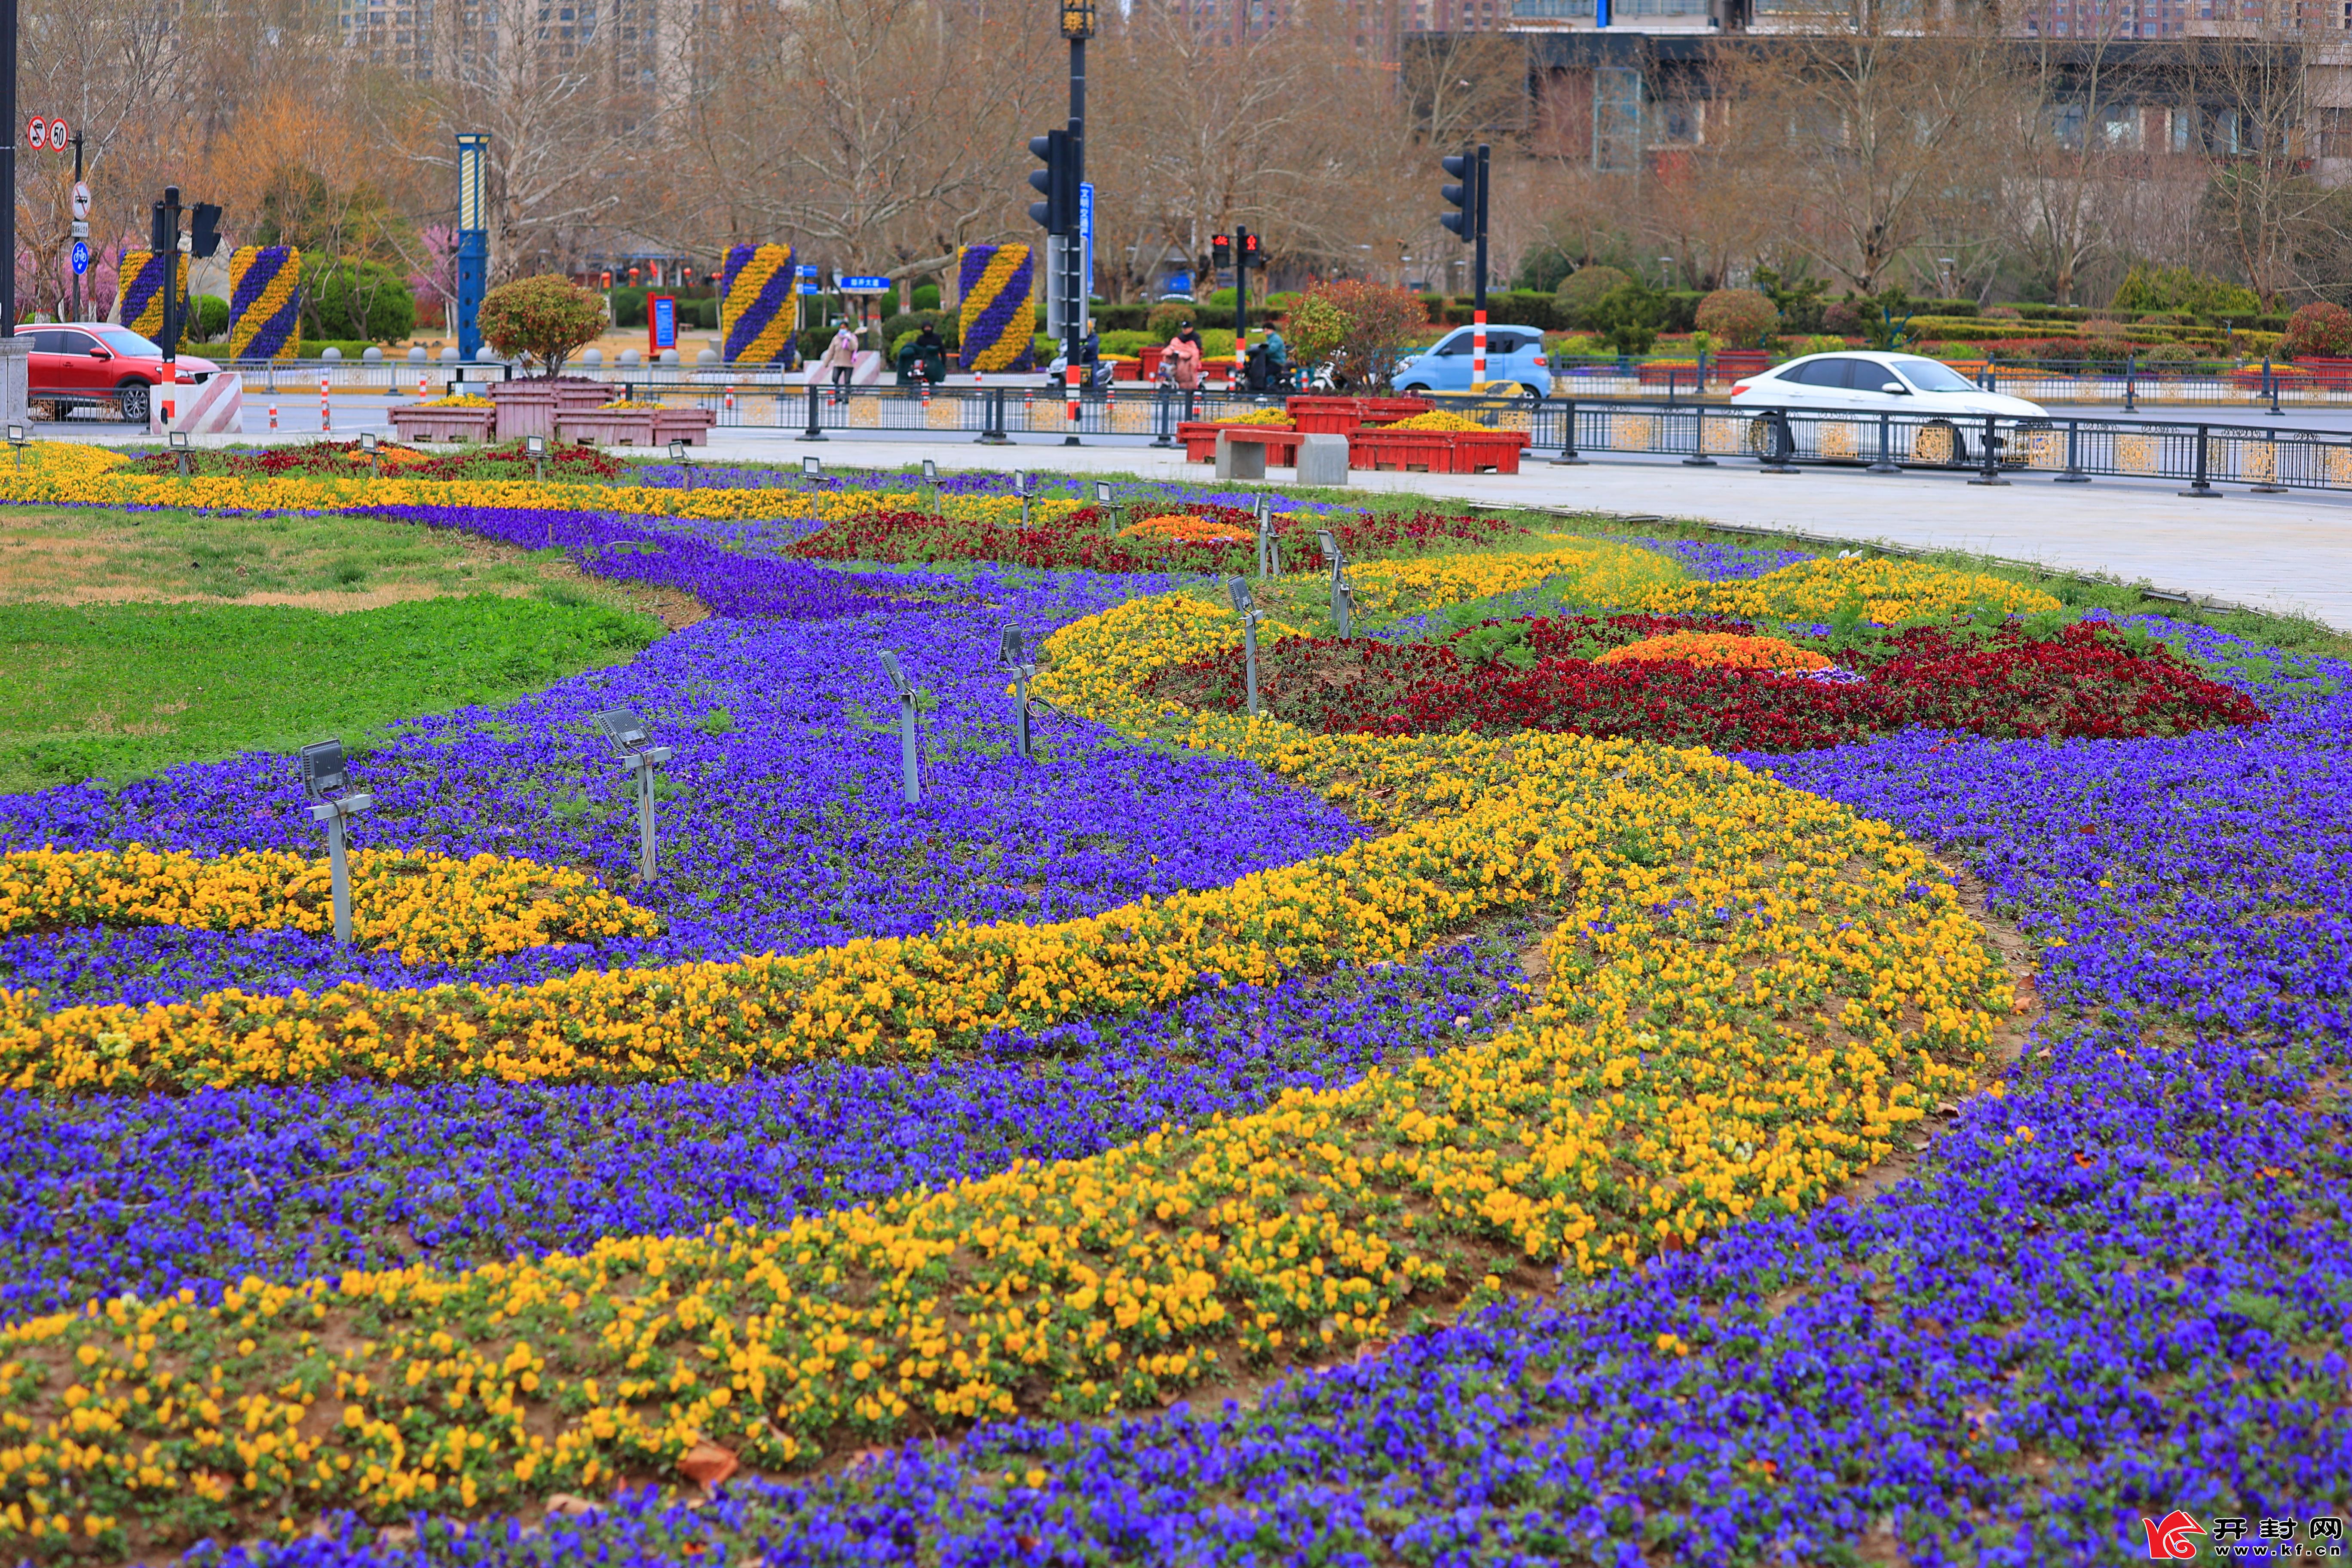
xmin=148 ymin=371 xmax=245 ymax=436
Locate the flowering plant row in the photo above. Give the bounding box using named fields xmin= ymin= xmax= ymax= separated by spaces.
xmin=1144 ymin=616 xmax=2266 ymax=750
xmin=789 ymin=502 xmax=1520 ymax=576
xmin=1 ymin=847 xmax=659 ymax=965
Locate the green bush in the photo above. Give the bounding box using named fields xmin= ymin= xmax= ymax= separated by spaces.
xmin=301 ymin=257 xmax=417 ymax=344
xmin=189 ymin=294 xmax=230 ymax=343
xmin=1093 ymin=302 xmax=1149 ymax=332
xmin=1794 ymin=333 xmax=1849 ymax=357
xmin=2112 ymin=264 xmax=2260 ymax=319
xmin=1486 ymin=292 xmax=1567 ymax=333
xmin=1099 ymin=329 xmax=1152 ymax=357
xmin=2280 ymin=301 xmax=2352 ymax=359
xmin=912 ymin=284 xmax=941 ymax=311
xmin=1145 ymin=301 xmax=1199 ymax=342
xmin=1921 ymin=298 xmax=1978 ymax=317
xmin=1556 ymin=266 xmax=1631 ymax=330
xmin=477 ymin=274 xmax=604 ymax=377
xmin=1199 ymin=328 xmax=1236 ymax=360
xmin=608 ymin=287 xmax=648 ymax=328
xmin=1660 ymin=291 xmax=1706 ymax=335
xmin=2142 ymin=341 xmax=2197 ymax=363
xmin=1589 ymin=281 xmax=1663 ymax=356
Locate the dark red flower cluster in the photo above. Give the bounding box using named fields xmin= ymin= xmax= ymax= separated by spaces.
xmin=120 ymin=440 xmax=628 ymax=482
xmin=1143 ymin=618 xmax=2266 ymax=751
xmin=789 ymin=505 xmax=1519 ymax=575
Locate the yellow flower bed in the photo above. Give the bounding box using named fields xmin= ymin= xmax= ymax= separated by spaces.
xmin=1343 ymin=539 xmax=1687 ymax=621
xmin=1217 ymin=408 xmax=1295 ymax=428
xmin=0 ymin=726 xmax=2009 ymax=1539
xmin=595 ymin=399 xmax=663 ymax=411
xmin=1635 ymin=556 xmax=2062 ymax=624
xmin=1384 ymin=410 xmax=1488 ymax=432
xmin=1595 ymin=632 xmax=1832 ymax=672
xmin=413 ymin=394 xmax=495 ymax=409
xmin=0 ymin=847 xmax=660 ymax=965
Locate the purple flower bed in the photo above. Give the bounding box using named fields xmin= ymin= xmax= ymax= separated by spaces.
xmin=0 ymin=936 xmax=1530 ymax=1316
xmin=1 ymin=522 xmax=1360 ymax=1007
xmin=166 ymin=624 xmax=2352 ymax=1565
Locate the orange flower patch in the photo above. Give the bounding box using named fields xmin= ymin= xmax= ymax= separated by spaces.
xmin=1594 ymin=632 xmax=1834 ymax=673
xmin=1121 ymin=514 xmax=1255 ymax=545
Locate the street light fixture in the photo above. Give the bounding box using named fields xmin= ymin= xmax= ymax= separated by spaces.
xmin=593 ymin=707 xmax=674 ymax=882
xmin=298 ymin=738 xmax=376 ymax=947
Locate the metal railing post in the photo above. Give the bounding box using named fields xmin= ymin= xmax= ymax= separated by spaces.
xmin=1551 ymin=397 xmax=1585 ymax=465
xmin=1683 ymin=404 xmax=1715 ymax=466
xmin=801 ymin=383 xmax=827 ymax=441
xmin=1868 ymin=412 xmax=1899 ymax=474
xmin=1759 ymin=409 xmax=1798 ymax=474
xmin=2055 ymin=418 xmax=2089 ymax=484
xmin=2177 ymin=423 xmax=2220 ymax=498
xmin=1151 ymin=385 xmax=1176 ymax=448
xmin=1967 ymin=413 xmax=2008 ymax=486
xmin=2122 ymin=354 xmax=2138 ymax=414
xmin=2266 ymin=356 xmax=2284 ymax=418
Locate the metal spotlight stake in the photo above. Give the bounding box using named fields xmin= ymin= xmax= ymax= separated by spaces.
xmin=525 ymin=432 xmax=547 ymax=484
xmin=593 ymin=708 xmax=674 ymax=882
xmin=6 ymin=424 xmax=25 ymax=472
xmin=299 ymin=739 xmax=376 ymax=948
xmin=169 ymin=429 xmax=192 ymax=478
xmin=877 ymin=650 xmax=922 ymax=803
xmin=1254 ymin=498 xmax=1276 ymax=578
xmin=1316 ymin=529 xmax=1351 ymax=637
xmin=670 ymin=438 xmax=694 ymax=490
xmin=1226 ymin=577 xmax=1262 ymax=719
xmin=922 ymin=458 xmax=939 ymax=481
xmin=1012 ymin=469 xmax=1032 ymax=528
xmin=802 ymin=455 xmax=822 ymax=478
xmin=998 ymin=625 xmax=1039 ymax=761
xmin=359 ymin=429 xmax=380 ymax=476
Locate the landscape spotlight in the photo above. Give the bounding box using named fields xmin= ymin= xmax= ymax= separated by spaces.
xmin=358 ymin=429 xmax=380 ymax=475
xmin=593 ymin=707 xmax=674 ymax=883
xmin=1225 ymin=577 xmax=1262 ymax=718
xmin=5 ymin=425 xmax=24 ymax=472
xmin=1314 ymin=530 xmax=1352 ymax=636
xmin=998 ymin=625 xmax=1039 ymax=761
xmin=921 ymin=458 xmax=938 ymax=481
xmin=670 ymin=438 xmax=695 ymax=490
xmin=802 ymin=455 xmax=822 ymax=477
xmin=169 ymin=429 xmax=193 ymax=476
xmin=525 ymin=433 xmax=548 ymax=483
xmin=297 ymin=738 xmax=376 ymax=948
xmin=877 ymin=650 xmax=921 ymax=804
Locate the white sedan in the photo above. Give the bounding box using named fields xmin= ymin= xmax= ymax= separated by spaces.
xmin=1727 ymin=350 xmax=2048 ymax=466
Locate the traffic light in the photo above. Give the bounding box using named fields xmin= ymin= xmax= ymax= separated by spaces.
xmin=1440 ymin=150 xmax=1477 ymax=242
xmin=1029 ymin=129 xmax=1072 ymax=234
xmin=149 ymin=202 xmax=169 ymax=255
xmin=1211 ymin=233 xmax=1232 ymax=270
xmin=189 ymin=203 xmax=223 ymax=260
xmin=1240 ymin=230 xmax=1260 ymax=260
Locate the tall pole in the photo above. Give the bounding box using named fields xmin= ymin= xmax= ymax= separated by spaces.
xmin=69 ymin=132 xmax=81 ymax=323
xmin=1234 ymin=227 xmax=1249 ymax=381
xmin=1 ymin=0 xmax=15 ymax=340
xmin=1064 ymin=31 xmax=1086 ymax=441
xmin=455 ymin=133 xmax=489 ymax=361
xmin=1471 ymin=143 xmax=1489 ymax=387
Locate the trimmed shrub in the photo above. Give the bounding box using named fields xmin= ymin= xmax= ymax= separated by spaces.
xmin=2143 ymin=341 xmax=2197 ymax=363
xmin=1556 ymin=266 xmax=1631 ymax=329
xmin=476 ymin=273 xmax=603 ymax=378
xmin=1694 ymin=288 xmax=1780 ymax=350
xmin=1145 ymin=301 xmax=1200 ymax=342
xmin=2279 ymin=302 xmax=2352 ymax=359
xmin=1660 ymin=291 xmax=1706 ymax=336
xmin=1822 ymin=300 xmax=1864 ymax=336
xmin=912 ymin=283 xmax=940 ymax=311
xmin=301 ymin=257 xmax=417 ymax=344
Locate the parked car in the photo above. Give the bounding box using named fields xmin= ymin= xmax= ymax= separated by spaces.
xmin=1726 ymin=350 xmax=2047 ymax=465
xmin=25 ymin=324 xmax=221 ymax=424
xmin=1392 ymin=325 xmax=1552 ymax=397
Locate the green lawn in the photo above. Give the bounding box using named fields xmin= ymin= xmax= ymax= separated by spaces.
xmin=0 ymin=507 xmax=668 ymax=794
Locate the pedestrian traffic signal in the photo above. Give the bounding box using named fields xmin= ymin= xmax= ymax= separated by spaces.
xmin=1211 ymin=233 xmax=1232 ymax=269
xmin=189 ymin=203 xmax=223 ymax=260
xmin=149 ymin=201 xmax=169 ymax=256
xmin=1440 ymin=150 xmax=1477 ymax=242
xmin=1240 ymin=230 xmax=1260 ymax=259
xmin=1029 ymin=129 xmax=1072 ymax=234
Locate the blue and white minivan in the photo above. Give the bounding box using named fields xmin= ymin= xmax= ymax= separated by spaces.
xmin=1391 ymin=325 xmax=1553 ymax=397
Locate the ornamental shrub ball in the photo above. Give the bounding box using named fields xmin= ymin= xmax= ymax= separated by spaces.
xmin=1555 ymin=265 xmax=1630 ymax=329
xmin=1146 ymin=301 xmax=1197 ymax=343
xmin=2143 ymin=341 xmax=2196 ymax=363
xmin=478 ymin=273 xmax=609 ymax=379
xmin=1821 ymin=299 xmax=1865 ymax=336
xmin=1694 ymin=288 xmax=1780 ymax=349
xmin=1302 ymin=279 xmax=1429 ymax=391
xmin=2280 ymin=301 xmax=2352 ymax=360
xmin=1280 ymin=293 xmax=1348 ymax=365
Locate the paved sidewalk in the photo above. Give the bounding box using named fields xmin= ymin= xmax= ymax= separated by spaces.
xmin=714 ymin=433 xmax=2352 ymax=631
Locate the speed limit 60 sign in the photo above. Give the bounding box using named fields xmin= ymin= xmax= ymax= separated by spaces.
xmin=25 ymin=117 xmax=67 ymax=150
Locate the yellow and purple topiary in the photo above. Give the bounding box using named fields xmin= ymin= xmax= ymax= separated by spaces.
xmin=721 ymin=242 xmax=798 ymax=364
xmin=117 ymin=250 xmax=189 ymax=340
xmin=958 ymin=244 xmax=1035 ymax=373
xmin=227 ymin=245 xmax=303 ymax=361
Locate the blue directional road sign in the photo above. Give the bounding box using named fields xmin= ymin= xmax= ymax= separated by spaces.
xmin=798 ymin=264 xmax=820 ymax=295
xmin=836 ymin=274 xmax=891 ymax=293
xmin=70 ymin=240 xmax=89 ymax=276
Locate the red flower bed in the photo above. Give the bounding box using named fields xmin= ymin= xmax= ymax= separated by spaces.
xmin=1143 ymin=618 xmax=2266 ymax=751
xmin=789 ymin=505 xmax=1521 ymax=575
xmin=119 ymin=439 xmax=629 ymax=482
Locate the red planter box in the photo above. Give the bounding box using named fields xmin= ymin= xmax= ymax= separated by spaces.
xmin=1348 ymin=428 xmax=1529 ymax=475
xmin=1283 ymin=395 xmax=1432 ymax=434
xmin=1710 ymin=349 xmax=1772 ymax=383
xmin=2289 ymin=356 xmax=2351 ymax=388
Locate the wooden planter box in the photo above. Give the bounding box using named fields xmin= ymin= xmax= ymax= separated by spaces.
xmin=1283 ymin=395 xmax=1432 ymax=434
xmin=491 ymin=377 xmax=613 ymax=441
xmin=1179 ymin=420 xmax=1302 ymax=463
xmin=553 ymin=407 xmax=716 ymax=447
xmin=387 ymin=405 xmax=496 ymax=444
xmin=1348 ymin=428 xmax=1529 ymax=475
xmin=1635 ymin=361 xmax=1703 ymax=388
xmin=1710 ymin=349 xmax=1773 ymax=383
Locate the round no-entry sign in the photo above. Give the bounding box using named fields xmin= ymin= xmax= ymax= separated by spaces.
xmin=24 ymin=117 xmax=44 ymax=150
xmin=70 ymin=182 xmax=89 ymax=219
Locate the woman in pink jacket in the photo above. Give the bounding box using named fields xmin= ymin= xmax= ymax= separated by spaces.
xmin=1161 ymin=325 xmax=1204 ymax=392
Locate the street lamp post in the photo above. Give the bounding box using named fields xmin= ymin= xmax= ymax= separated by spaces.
xmin=1060 ymin=0 xmax=1095 ymax=446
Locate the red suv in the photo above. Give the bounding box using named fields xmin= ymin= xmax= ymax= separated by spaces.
xmin=26 ymin=324 xmax=221 ymax=424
